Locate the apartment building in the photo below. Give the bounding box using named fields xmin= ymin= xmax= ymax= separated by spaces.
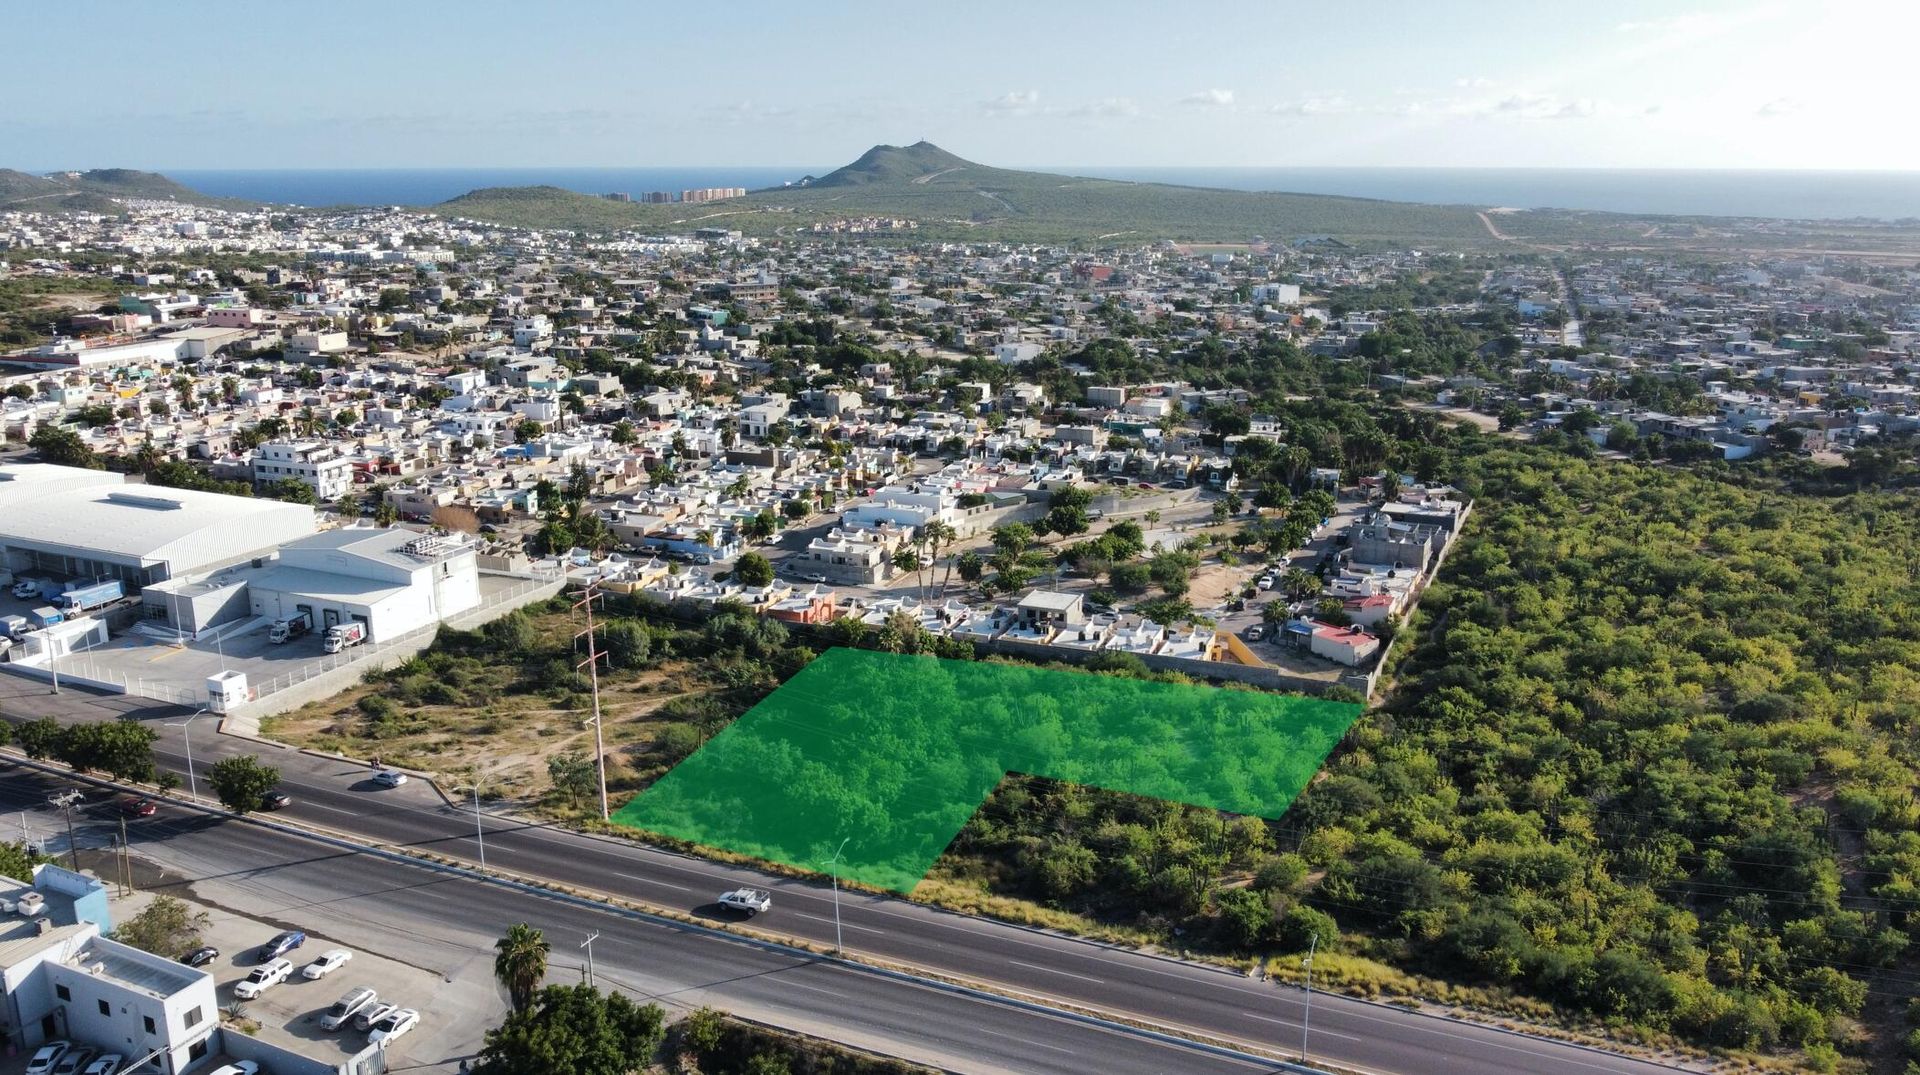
xmin=252 ymin=440 xmax=355 ymax=502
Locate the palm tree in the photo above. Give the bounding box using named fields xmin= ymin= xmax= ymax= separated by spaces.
xmin=493 ymin=923 xmax=549 ymax=1012
xmin=922 ymin=520 xmax=958 ymax=596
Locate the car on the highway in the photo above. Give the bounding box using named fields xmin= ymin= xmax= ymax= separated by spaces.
xmin=81 ymin=1054 xmax=123 ymax=1075
xmin=234 ymin=958 xmax=293 ymax=999
xmin=180 ymin=945 xmax=219 ymax=967
xmin=321 ymin=986 xmax=379 ymax=1031
xmin=118 ymin=796 xmax=157 ymax=818
xmin=370 ymin=769 xmax=408 ymax=788
xmin=257 ymin=929 xmax=306 ymax=962
xmin=302 ymin=948 xmax=353 ymax=979
xmin=261 ymin=789 xmax=293 ymax=810
xmin=718 ymin=887 xmax=772 ymax=914
xmin=368 ymin=1007 xmax=420 ymax=1047
xmin=25 ymin=1042 xmax=69 ymax=1075
xmin=354 ymin=1002 xmax=399 ymax=1032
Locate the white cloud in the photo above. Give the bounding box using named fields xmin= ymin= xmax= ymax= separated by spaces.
xmin=1178 ymin=88 xmax=1235 ymax=108
xmin=983 ymin=90 xmax=1040 ymax=114
xmin=1453 ymin=76 xmax=1495 ymax=89
xmin=1068 ymin=97 xmax=1140 ymax=118
xmin=1755 ymin=96 xmax=1797 ymax=118
xmin=1487 ymin=92 xmax=1602 ymax=120
xmin=1270 ymin=95 xmax=1353 ymax=117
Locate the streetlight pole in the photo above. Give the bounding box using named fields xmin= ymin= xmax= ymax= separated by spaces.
xmin=1301 ymin=933 xmax=1318 ymax=1066
xmin=822 ymin=837 xmax=850 ymax=956
xmin=572 ymin=584 xmax=610 ymax=821
xmin=579 ymin=932 xmax=599 ymax=989
xmin=465 ymin=783 xmax=486 ymax=868
xmin=166 ymin=707 xmax=210 ymax=804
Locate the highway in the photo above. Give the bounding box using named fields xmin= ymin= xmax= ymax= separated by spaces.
xmin=0 ymin=677 xmax=1691 ymax=1075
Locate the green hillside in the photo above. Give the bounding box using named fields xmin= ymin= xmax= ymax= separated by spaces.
xmin=436 ymin=142 xmax=1499 ymax=247
xmin=0 ymin=168 xmax=247 ymax=212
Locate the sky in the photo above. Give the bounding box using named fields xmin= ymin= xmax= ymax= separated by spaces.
xmin=6 ymin=0 xmax=1918 ymax=172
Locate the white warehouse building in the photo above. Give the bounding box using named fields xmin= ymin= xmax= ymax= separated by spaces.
xmin=0 ymin=463 xmax=317 ymax=588
xmin=144 ymin=526 xmax=481 ymax=641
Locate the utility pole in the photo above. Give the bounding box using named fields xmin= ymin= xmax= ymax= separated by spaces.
xmin=118 ymin=817 xmax=133 ymax=896
xmin=572 ymin=583 xmax=610 ymax=821
xmin=579 ymin=932 xmax=600 ymax=989
xmin=49 ymin=790 xmax=82 ymax=871
xmin=1301 ymin=932 xmax=1318 ymax=1066
xmin=462 ymin=782 xmax=486 ymax=868
xmin=823 ymin=837 xmax=850 ymax=956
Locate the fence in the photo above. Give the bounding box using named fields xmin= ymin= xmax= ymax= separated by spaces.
xmin=2 ymin=571 xmax=565 ymax=718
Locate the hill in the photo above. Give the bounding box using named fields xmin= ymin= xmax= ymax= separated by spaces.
xmin=0 ymin=168 xmax=248 ymax=213
xmin=434 ymin=142 xmax=1499 ymax=247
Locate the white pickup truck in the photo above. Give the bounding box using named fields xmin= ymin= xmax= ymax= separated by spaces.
xmin=717 ymin=888 xmax=772 ymax=915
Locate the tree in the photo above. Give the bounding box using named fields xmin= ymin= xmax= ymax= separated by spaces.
xmin=546 ymin=753 xmax=597 ymax=808
xmin=0 ymin=841 xmax=51 ymax=885
xmin=493 ymin=923 xmax=551 ymax=1013
xmin=957 ymin=551 xmax=984 ymax=585
xmin=14 ymin=717 xmax=64 ymax=759
xmin=206 ymin=755 xmax=281 ymax=814
xmin=733 ymin=552 xmax=774 ymax=588
xmin=602 ymin=620 xmax=651 ymax=669
xmin=991 ymin=523 xmax=1033 ymax=559
xmin=265 ymin=478 xmax=316 ymax=505
xmin=890 ymin=546 xmax=922 ymax=583
xmin=475 ymin=983 xmax=664 ymax=1075
xmin=111 ymin=894 xmax=209 ymax=960
xmin=29 ymin=426 xmax=101 ymax=469
xmin=1046 ymin=503 xmax=1090 ymax=538
xmin=57 ymin=720 xmax=156 ymax=781
xmin=610 ymin=419 xmax=636 ymax=445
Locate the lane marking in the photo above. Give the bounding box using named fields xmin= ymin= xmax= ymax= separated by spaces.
xmin=297 ymin=801 xmax=357 ymax=816
xmin=782 ymin=979 xmax=847 ymax=999
xmin=1237 ymin=1011 xmax=1361 ymax=1042
xmin=794 ymin=911 xmax=883 ymax=934
xmin=615 ymin=872 xmax=690 ymax=892
xmin=976 ymin=1026 xmax=1077 ymax=1055
xmin=1009 ymin=959 xmax=1105 ymax=984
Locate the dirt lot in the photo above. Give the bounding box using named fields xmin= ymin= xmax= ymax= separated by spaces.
xmin=260 ymin=605 xmax=728 ymax=807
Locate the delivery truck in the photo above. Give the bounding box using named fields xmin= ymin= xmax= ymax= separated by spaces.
xmin=269 ymin=611 xmax=313 ymax=644
xmin=58 ymin=580 xmax=124 ymax=614
xmin=322 ymin=621 xmax=367 ymax=653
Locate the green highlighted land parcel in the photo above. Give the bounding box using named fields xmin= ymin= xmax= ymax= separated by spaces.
xmin=614 ymin=648 xmax=1361 ymax=892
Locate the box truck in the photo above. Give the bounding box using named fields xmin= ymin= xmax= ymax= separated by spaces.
xmin=322 ymin=621 xmax=367 ymax=653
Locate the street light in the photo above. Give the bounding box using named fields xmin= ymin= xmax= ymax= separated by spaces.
xmin=166 ymin=707 xmax=211 ymax=804
xmin=49 ymin=790 xmax=82 ymax=871
xmin=1301 ymin=932 xmax=1318 ymax=1066
xmin=456 ymin=781 xmax=486 ymax=868
xmin=579 ymin=932 xmax=600 ymax=989
xmin=822 ymin=837 xmax=850 ymax=956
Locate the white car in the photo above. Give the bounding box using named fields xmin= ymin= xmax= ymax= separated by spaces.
xmin=234 ymin=957 xmax=293 ymax=998
xmin=303 ymin=948 xmax=352 ymax=978
xmin=25 ymin=1042 xmax=69 ymax=1075
xmin=368 ymin=1007 xmax=420 ymax=1047
xmin=207 ymin=1064 xmax=261 ymax=1075
xmin=82 ymin=1056 xmax=124 ymax=1075
xmin=354 ymin=1001 xmax=399 ymax=1032
xmin=718 ymin=887 xmax=772 ymax=914
xmin=371 ymin=769 xmax=408 ymax=788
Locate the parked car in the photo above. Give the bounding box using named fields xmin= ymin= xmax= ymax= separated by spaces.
xmin=302 ymin=948 xmax=353 ymax=979
xmin=320 ymin=986 xmax=379 ymax=1031
xmin=119 ymin=796 xmax=157 ymax=818
xmin=354 ymin=1002 xmax=399 ymax=1032
xmin=370 ymin=770 xmax=408 ymax=788
xmin=234 ymin=958 xmax=294 ymax=999
xmin=368 ymin=1007 xmax=421 ymax=1047
xmin=206 ymin=1064 xmax=261 ymax=1075
xmin=82 ymin=1054 xmax=124 ymax=1075
xmin=261 ymin=789 xmax=293 ymax=810
xmin=718 ymin=887 xmax=772 ymax=914
xmin=25 ymin=1042 xmax=69 ymax=1075
xmin=257 ymin=929 xmax=306 ymax=962
xmin=180 ymin=945 xmax=219 ymax=967
xmin=51 ymin=1047 xmax=96 ymax=1075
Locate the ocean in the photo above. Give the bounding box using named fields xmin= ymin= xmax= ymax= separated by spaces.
xmin=164 ymin=166 xmax=1920 ymax=222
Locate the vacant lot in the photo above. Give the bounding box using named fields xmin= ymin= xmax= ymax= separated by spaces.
xmin=260 ymin=599 xmax=793 ymax=808
xmin=616 ymin=648 xmax=1360 ymax=892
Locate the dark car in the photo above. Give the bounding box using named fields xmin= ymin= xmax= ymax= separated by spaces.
xmin=261 ymin=789 xmax=293 ymax=811
xmin=180 ymin=945 xmax=219 ymax=967
xmin=119 ymin=796 xmax=157 ymax=818
xmin=258 ymin=929 xmax=306 ymax=962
